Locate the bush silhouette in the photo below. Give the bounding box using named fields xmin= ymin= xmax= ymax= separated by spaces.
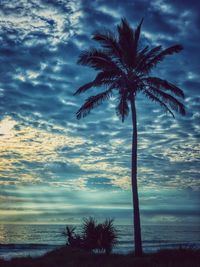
xmin=82 ymin=217 xmax=99 ymax=251
xmin=99 ymin=219 xmax=118 ymax=255
xmin=62 ymin=226 xmax=82 ymax=248
xmin=63 ymin=217 xmax=118 ymax=254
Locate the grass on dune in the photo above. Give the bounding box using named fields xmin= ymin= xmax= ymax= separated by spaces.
xmin=0 ymin=247 xmax=200 ymax=267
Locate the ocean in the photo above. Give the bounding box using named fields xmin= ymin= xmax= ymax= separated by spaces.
xmin=0 ymin=224 xmax=199 ymax=259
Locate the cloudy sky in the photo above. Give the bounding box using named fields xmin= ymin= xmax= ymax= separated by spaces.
xmin=0 ymin=0 xmax=199 ymax=225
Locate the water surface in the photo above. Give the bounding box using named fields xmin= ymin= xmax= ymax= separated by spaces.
xmin=0 ymin=224 xmax=199 ymax=259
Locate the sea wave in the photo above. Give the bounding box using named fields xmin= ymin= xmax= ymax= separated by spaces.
xmin=0 ymin=244 xmax=60 ymax=249
xmin=0 ymin=224 xmax=199 ymax=259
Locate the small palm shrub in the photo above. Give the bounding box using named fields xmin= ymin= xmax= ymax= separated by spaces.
xmin=99 ymin=219 xmax=118 ymax=255
xmin=82 ymin=217 xmax=99 ymax=251
xmin=63 ymin=217 xmax=118 ymax=255
xmin=62 ymin=226 xmax=82 ymax=248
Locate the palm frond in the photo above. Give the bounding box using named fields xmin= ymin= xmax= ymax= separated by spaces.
xmin=138 ymin=45 xmax=149 ymax=55
xmin=76 ymin=88 xmax=113 ymax=119
xmin=82 ymin=217 xmax=97 ymax=236
xmin=148 ymin=87 xmax=186 ymax=115
xmin=93 ymin=70 xmax=122 ymax=85
xmin=136 ymin=46 xmax=162 ymax=72
xmin=62 ymin=226 xmax=76 ymax=238
xmin=77 ymin=48 xmax=123 ymax=73
xmin=117 ymin=18 xmax=136 ymax=68
xmin=74 ymin=70 xmax=119 ymax=95
xmin=144 ymin=45 xmax=183 ymax=72
xmin=101 ymin=219 xmax=118 ymax=245
xmin=144 ymin=77 xmax=185 ymax=98
xmin=74 ymin=82 xmax=94 ymax=95
xmin=145 ymin=45 xmax=163 ymax=59
xmin=93 ymin=30 xmax=121 ymax=59
xmin=134 ymin=18 xmax=143 ymax=51
xmin=117 ymin=18 xmax=134 ymax=41
xmin=144 ymin=90 xmax=175 ymax=117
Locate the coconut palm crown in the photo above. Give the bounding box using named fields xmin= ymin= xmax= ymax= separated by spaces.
xmin=74 ymin=18 xmax=185 ymax=256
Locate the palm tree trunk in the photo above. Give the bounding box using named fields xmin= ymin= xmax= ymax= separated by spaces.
xmin=130 ymin=96 xmax=142 ymax=257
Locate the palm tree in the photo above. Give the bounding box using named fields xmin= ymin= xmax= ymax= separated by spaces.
xmin=74 ymin=18 xmax=185 ymax=256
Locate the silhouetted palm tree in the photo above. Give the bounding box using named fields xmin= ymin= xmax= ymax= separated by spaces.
xmin=74 ymin=18 xmax=185 ymax=256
